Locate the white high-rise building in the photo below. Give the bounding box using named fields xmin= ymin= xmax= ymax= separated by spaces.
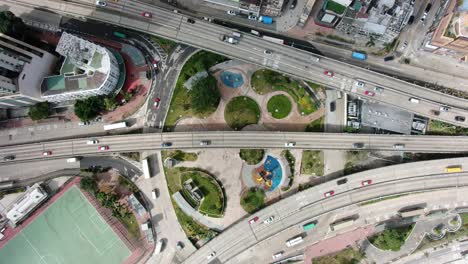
xmin=41 ymin=32 xmax=123 ymax=102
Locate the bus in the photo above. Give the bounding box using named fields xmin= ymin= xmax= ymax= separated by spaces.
xmin=303 ymin=221 xmax=317 ymax=231
xmin=446 ymin=166 xmax=462 ymax=173
xmin=103 ymin=122 xmax=127 ymax=131
xmin=113 ymin=31 xmax=126 ymax=38
xmin=262 ymin=35 xmax=284 ymax=45
xmin=399 ymin=208 xmax=425 ymax=218
xmin=142 ymin=158 xmax=151 ymax=179
xmin=330 ymin=218 xmax=355 ymax=231
xmin=286 ymin=236 xmax=303 ymax=247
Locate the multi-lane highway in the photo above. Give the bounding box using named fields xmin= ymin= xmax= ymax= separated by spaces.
xmin=182 ymin=157 xmax=468 ymax=263
xmin=1 ymin=132 xmax=468 ymax=163
xmin=5 ymin=0 xmax=468 ymax=127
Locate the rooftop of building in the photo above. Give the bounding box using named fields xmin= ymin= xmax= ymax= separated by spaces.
xmin=6 ymin=183 xmax=48 ymax=224
xmin=0 ymin=34 xmax=57 ymax=99
xmin=41 ymin=32 xmax=112 ymax=96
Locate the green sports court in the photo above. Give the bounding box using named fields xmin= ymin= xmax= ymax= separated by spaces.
xmin=0 ymin=186 xmax=131 ymax=264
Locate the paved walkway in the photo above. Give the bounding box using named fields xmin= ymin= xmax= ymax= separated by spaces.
xmin=172 ymin=192 xmax=224 ymax=231
xmin=174 ymin=61 xmax=325 ymax=132
xmin=174 ymin=149 xmax=247 ymax=229
xmin=304 ymin=225 xmax=375 ymax=264
xmin=364 ymin=213 xmax=459 ymax=263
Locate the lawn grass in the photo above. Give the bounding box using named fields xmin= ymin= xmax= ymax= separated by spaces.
xmin=305 ymin=116 xmax=324 ymax=132
xmin=162 ymin=164 xmax=219 ymax=242
xmin=312 ymin=247 xmax=365 ymax=264
xmin=240 ymin=188 xmax=265 ymax=214
xmin=164 ymin=51 xmax=228 ymax=130
xmin=225 ymin=96 xmax=261 ymax=130
xmin=239 ymin=149 xmax=265 ymax=165
xmin=164 ymin=150 xmax=198 ymax=161
xmin=182 ymin=171 xmax=224 ymax=217
xmin=427 ymin=120 xmax=468 ymax=135
xmin=344 ymin=150 xmax=369 ymax=175
xmin=369 ymin=224 xmax=414 ymax=251
xmin=325 ymin=0 xmax=347 ymax=14
xmin=150 ymin=35 xmax=177 ymax=53
xmin=267 ymin=95 xmax=292 ymax=119
xmin=301 ymin=150 xmax=324 ymax=176
xmin=251 ymin=69 xmax=317 ymax=115
xmin=173 ymin=201 xmax=216 ymax=243
xmin=120 ymin=213 xmax=141 ymax=239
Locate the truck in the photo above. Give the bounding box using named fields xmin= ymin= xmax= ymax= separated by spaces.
xmin=103 ymin=122 xmax=127 ymax=131
xmin=259 ymin=16 xmax=273 ymax=24
xmin=142 ymin=158 xmax=151 ymax=179
xmin=351 ymin=51 xmax=367 ymax=60
xmin=219 ymin=34 xmax=239 ymax=44
xmin=66 ymin=157 xmax=79 ymax=163
xmin=286 ymin=236 xmax=303 ymax=247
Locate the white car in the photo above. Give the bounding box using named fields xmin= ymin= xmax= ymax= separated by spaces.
xmin=356 ymin=81 xmax=365 ymax=88
xmin=285 ymin=142 xmax=296 ymax=147
xmin=95 ymin=0 xmax=107 ymax=7
xmin=264 ymin=216 xmax=274 ymax=224
xmin=248 ymin=15 xmax=258 ymax=20
xmin=227 ymin=10 xmax=237 ymax=16
xmin=87 ymin=139 xmax=99 ymax=145
xmin=272 ymin=251 xmax=284 ymax=259
xmin=207 ymin=251 xmax=216 ymax=260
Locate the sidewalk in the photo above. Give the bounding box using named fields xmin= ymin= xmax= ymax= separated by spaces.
xmin=304 ymin=225 xmax=375 ymax=264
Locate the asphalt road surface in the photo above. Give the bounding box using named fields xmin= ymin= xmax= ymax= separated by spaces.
xmin=182 ymin=157 xmax=468 ymax=263
xmin=1 ymin=132 xmax=468 ymax=163
xmin=6 ymin=0 xmax=468 ymax=127
xmin=80 ymin=156 xmax=141 ymax=178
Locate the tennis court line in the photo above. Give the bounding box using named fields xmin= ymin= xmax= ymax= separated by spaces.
xmin=89 ymin=212 xmax=110 ymax=234
xmin=21 ymin=232 xmax=47 ymax=264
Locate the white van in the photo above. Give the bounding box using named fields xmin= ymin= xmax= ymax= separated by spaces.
xmin=152 ymin=189 xmax=158 ymax=199
xmin=232 ymin=32 xmax=242 ymax=38
xmin=409 ymin=98 xmax=420 ymax=104
xmin=155 ymin=239 xmax=164 ymax=254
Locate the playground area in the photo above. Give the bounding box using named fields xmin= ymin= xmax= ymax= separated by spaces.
xmin=0 ymin=186 xmax=130 ymax=264
xmin=252 ymin=155 xmax=284 ymax=191
xmin=220 ymin=70 xmax=244 ymax=88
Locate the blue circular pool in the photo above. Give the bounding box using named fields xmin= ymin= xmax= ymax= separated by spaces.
xmin=220 ymin=71 xmax=244 ymax=88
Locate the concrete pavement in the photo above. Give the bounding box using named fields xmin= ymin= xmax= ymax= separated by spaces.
xmin=138 ymin=152 xmax=196 ymax=264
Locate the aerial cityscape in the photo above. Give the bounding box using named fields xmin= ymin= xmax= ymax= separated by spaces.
xmin=0 ymin=0 xmax=467 ymax=263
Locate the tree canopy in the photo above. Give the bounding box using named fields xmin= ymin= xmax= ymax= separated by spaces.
xmin=28 ymin=101 xmax=50 ymax=121
xmin=190 ymin=75 xmax=220 ymax=113
xmin=74 ymin=96 xmax=103 ymax=121
xmin=80 ymin=176 xmax=98 ymax=195
xmin=0 ymin=11 xmax=25 ymax=36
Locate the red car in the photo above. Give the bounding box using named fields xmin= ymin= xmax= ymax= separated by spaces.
xmin=324 ymin=70 xmax=334 ymax=77
xmin=42 ymin=151 xmax=52 ymax=156
xmin=364 ymin=90 xmax=375 ymax=96
xmin=98 ymin=146 xmax=109 ymax=151
xmin=324 ymin=191 xmax=335 ymax=198
xmin=248 ymin=216 xmax=259 ymax=224
xmin=361 ymin=180 xmax=372 ymax=186
xmin=142 ymin=12 xmax=152 ymax=18
xmin=154 ymin=98 xmax=161 ymax=109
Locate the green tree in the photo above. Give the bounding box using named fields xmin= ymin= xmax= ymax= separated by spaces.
xmin=104 ymin=97 xmax=118 ymax=111
xmin=0 ymin=11 xmax=25 ymax=36
xmin=80 ymin=176 xmax=98 ymax=194
xmin=74 ymin=96 xmax=103 ymax=121
xmin=190 ymin=75 xmax=220 ymax=113
xmin=28 ymin=101 xmax=50 ymax=120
